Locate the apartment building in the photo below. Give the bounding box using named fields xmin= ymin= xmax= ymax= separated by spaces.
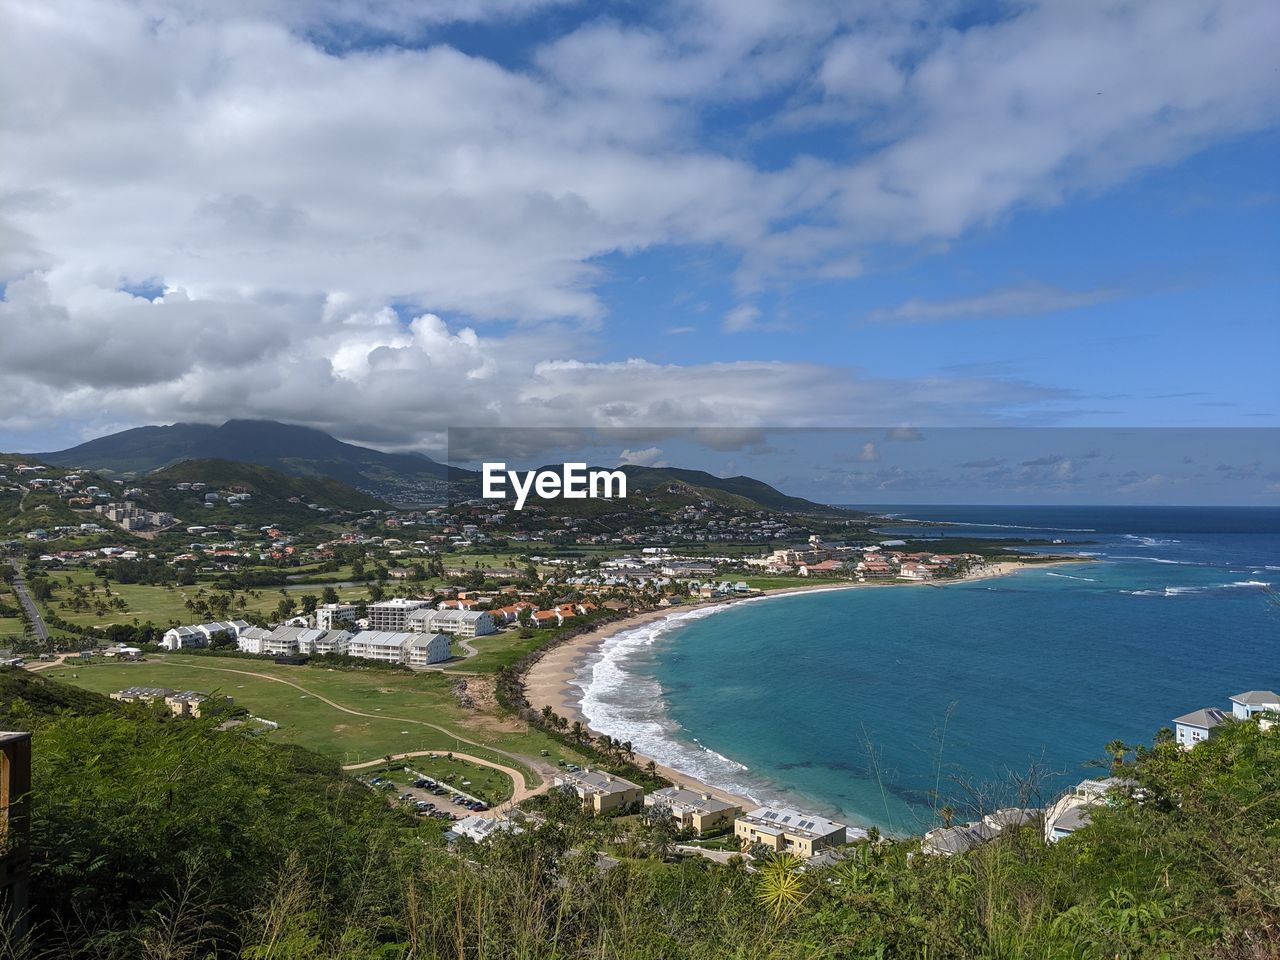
xmin=366 ymin=598 xmax=432 ymax=631
xmin=315 ymin=603 xmax=358 ymax=630
xmin=554 ymin=769 xmax=644 ymax=815
xmin=644 ymin=786 xmax=741 ymax=836
xmin=109 ymin=686 xmax=214 ymax=717
xmin=407 ymin=607 xmax=497 ymax=637
xmin=734 ymin=806 xmax=847 ymax=859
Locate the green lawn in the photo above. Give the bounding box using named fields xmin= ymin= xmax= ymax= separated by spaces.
xmin=48 ymin=654 xmax=589 ymax=782
xmin=0 ymin=616 xmax=26 ymax=638
xmin=38 ymin=569 xmax=288 ymax=628
xmin=448 ymin=629 xmax=558 ymax=673
xmin=361 ymin=757 xmax=511 ymax=805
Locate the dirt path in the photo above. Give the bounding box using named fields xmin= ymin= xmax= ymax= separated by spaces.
xmin=156 ymin=659 xmax=544 ymax=788
xmin=343 ymin=750 xmax=547 ymax=809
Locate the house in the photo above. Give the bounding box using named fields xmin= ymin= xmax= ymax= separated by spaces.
xmin=1043 ymin=777 xmax=1135 ymax=843
xmin=448 ymin=815 xmax=522 ymax=844
xmin=734 ymin=807 xmax=846 ymax=859
xmin=644 ymin=787 xmax=741 ymax=836
xmin=160 ymin=620 xmax=249 ymax=651
xmin=1173 ymin=707 xmax=1229 ymax=749
xmin=554 ymin=769 xmax=643 ymax=815
xmin=1228 ymin=690 xmax=1280 ymax=720
xmin=920 ymin=808 xmax=1038 ymax=857
xmin=315 ymin=603 xmax=358 ymax=630
xmin=405 ymin=632 xmax=451 ymax=667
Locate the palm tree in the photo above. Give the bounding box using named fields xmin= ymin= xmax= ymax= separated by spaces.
xmin=940 ymin=804 xmax=955 ymax=828
xmin=540 ymin=705 xmax=555 ymax=725
xmin=570 ymin=721 xmax=587 ymax=745
xmin=622 ymin=740 xmax=634 ymax=762
xmin=1106 ymin=738 xmax=1129 ymax=772
xmin=755 ymin=854 xmax=809 ymax=921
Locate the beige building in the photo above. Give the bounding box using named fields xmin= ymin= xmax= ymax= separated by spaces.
xmin=554 ymin=768 xmax=643 ymax=815
xmin=644 ymin=786 xmax=741 ymax=836
xmin=110 ymin=686 xmax=215 ymax=717
xmin=734 ymin=806 xmax=847 ymax=859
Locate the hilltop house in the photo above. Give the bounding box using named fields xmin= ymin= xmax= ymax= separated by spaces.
xmin=1043 ymin=777 xmax=1135 ymax=843
xmin=1173 ymin=707 xmax=1229 ymax=748
xmin=920 ymin=808 xmax=1038 ymax=857
xmin=734 ymin=806 xmax=847 ymax=859
xmin=1229 ymin=690 xmax=1280 ymax=720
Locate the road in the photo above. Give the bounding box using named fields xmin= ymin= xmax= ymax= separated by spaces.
xmin=8 ymin=559 xmax=51 ymax=644
xmin=343 ymin=750 xmax=547 ymax=812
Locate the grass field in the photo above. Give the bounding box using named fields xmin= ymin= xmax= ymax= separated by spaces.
xmin=361 ymin=758 xmax=510 ymax=805
xmin=448 ymin=629 xmax=557 ymax=673
xmin=0 ymin=617 xmax=26 ymax=640
xmin=48 ymin=654 xmax=592 ymax=784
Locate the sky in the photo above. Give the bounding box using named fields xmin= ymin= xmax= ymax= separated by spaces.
xmin=1 ymin=0 xmax=1278 ymax=502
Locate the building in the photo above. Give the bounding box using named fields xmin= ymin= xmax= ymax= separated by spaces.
xmin=1228 ymin=690 xmax=1280 ymax=720
xmin=920 ymin=808 xmax=1038 ymax=856
xmin=1173 ymin=707 xmax=1229 ymax=749
xmin=405 ymin=632 xmax=452 ymax=667
xmin=297 ymin=629 xmax=353 ymax=656
xmin=1 ymin=731 xmax=32 ymax=937
xmin=408 ymin=607 xmax=496 ymax=637
xmin=346 ymin=631 xmax=414 ymax=663
xmin=734 ymin=806 xmax=847 ymax=859
xmin=315 ymin=603 xmax=358 ymax=630
xmin=110 ymin=686 xmax=215 ymax=717
xmin=160 ymin=620 xmax=250 ymax=651
xmin=554 ymin=769 xmax=643 ymax=815
xmin=366 ymin=598 xmax=432 ymax=632
xmin=644 ymin=786 xmax=741 ymax=836
xmin=448 ymin=815 xmax=522 ymax=843
xmin=236 ymin=626 xmax=272 ymax=654
xmin=1043 ymin=777 xmax=1134 ymax=843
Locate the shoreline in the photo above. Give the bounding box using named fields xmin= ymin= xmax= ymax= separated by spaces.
xmin=522 ymin=556 xmax=1087 ymax=816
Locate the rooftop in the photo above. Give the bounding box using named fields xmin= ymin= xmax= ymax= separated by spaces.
xmin=738 ymin=806 xmax=846 ymax=840
xmin=648 ymin=786 xmax=739 ymax=814
xmin=1229 ymin=690 xmax=1280 ymax=705
xmin=1173 ymin=707 xmax=1229 ymax=728
xmin=559 ymin=768 xmax=641 ymax=795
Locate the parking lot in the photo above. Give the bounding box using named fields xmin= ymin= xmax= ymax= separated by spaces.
xmin=360 ymin=765 xmax=492 ymax=821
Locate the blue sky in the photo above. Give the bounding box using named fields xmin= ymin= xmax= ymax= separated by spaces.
xmin=0 ymin=0 xmax=1277 ymax=502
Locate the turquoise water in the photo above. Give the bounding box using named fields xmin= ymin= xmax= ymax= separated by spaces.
xmin=572 ymin=506 xmax=1280 ymax=835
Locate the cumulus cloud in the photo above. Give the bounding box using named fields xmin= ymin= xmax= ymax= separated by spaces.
xmin=2 ymin=0 xmax=1277 ymax=447
xmin=617 ymin=447 xmax=668 ymax=467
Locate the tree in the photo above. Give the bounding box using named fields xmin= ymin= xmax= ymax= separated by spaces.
xmin=570 ymin=720 xmax=587 ymax=745
xmin=300 ymin=594 xmax=318 ymax=615
xmin=1105 ymin=738 xmax=1130 ymax=772
xmin=321 ymin=586 xmax=339 ymax=605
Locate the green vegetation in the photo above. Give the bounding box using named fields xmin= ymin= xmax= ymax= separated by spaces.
xmin=5 ymin=668 xmax=1278 ymax=959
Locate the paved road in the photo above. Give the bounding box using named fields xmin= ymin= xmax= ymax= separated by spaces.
xmin=8 ymin=559 xmax=51 ymax=644
xmin=344 ymin=750 xmax=546 ymax=812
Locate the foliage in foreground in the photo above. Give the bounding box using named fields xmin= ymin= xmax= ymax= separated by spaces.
xmin=3 ymin=675 xmax=1278 ymax=959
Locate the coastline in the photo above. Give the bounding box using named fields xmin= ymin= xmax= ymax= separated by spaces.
xmin=522 ymin=557 xmax=1084 ymax=816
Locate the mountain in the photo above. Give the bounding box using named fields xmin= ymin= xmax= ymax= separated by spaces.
xmin=618 ymin=465 xmax=853 ymax=515
xmin=38 ymin=420 xmax=457 ymax=506
xmin=143 ymin=459 xmax=388 ymax=513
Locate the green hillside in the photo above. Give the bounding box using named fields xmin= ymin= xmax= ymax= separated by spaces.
xmin=144 ymin=458 xmax=387 ymax=512
xmin=37 ymin=419 xmax=458 ymax=505
xmin=0 ymin=668 xmax=119 ymax=727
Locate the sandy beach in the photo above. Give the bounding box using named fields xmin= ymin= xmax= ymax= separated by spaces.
xmin=522 ymin=558 xmax=1077 ymax=810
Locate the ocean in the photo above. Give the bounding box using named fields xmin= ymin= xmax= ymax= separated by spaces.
xmin=570 ymin=505 xmax=1280 ymax=835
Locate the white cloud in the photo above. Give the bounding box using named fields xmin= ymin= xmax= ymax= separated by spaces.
xmin=617 ymin=447 xmax=668 ymax=467
xmin=722 ymin=303 xmax=762 ymax=333
xmin=2 ymin=0 xmax=1277 ymax=446
xmin=868 ymin=284 xmax=1119 ymax=324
